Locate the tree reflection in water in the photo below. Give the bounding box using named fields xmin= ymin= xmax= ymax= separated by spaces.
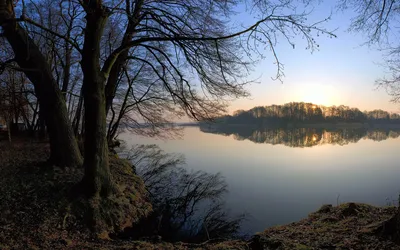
xmin=200 ymin=125 xmax=400 ymax=147
xmin=121 ymin=145 xmax=245 ymax=242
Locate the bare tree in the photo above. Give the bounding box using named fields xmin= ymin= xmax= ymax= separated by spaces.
xmin=0 ymin=65 xmax=32 ymax=142
xmin=106 ymin=60 xmax=185 ymax=143
xmin=0 ymin=0 xmax=83 ymax=167
xmin=23 ymin=0 xmax=85 ymax=135
xmin=0 ymin=83 xmax=13 ymax=142
xmin=338 ymin=0 xmax=400 ymax=102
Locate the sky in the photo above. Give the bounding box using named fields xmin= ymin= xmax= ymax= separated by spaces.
xmin=224 ymin=1 xmax=400 ymax=114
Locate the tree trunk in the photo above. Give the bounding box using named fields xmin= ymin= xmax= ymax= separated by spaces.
xmin=38 ymin=107 xmax=46 ymax=140
xmin=6 ymin=116 xmax=11 ymax=143
xmin=80 ymin=5 xmax=113 ymax=197
xmin=61 ymin=40 xmax=72 ymax=100
xmin=0 ymin=2 xmax=82 ymax=167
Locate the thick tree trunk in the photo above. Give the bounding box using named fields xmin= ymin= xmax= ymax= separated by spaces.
xmin=0 ymin=2 xmax=82 ymax=167
xmin=81 ymin=74 xmax=112 ymax=196
xmin=6 ymin=116 xmax=11 ymax=143
xmin=80 ymin=5 xmax=113 ymax=197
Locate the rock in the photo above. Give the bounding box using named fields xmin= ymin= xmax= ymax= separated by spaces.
xmin=249 ymin=235 xmax=284 ymax=250
xmin=320 ymin=216 xmax=339 ymax=223
xmin=317 ymin=204 xmax=333 ymax=214
xmin=341 ymin=203 xmax=359 ymax=217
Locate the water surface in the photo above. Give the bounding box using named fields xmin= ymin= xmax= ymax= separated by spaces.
xmin=122 ymin=126 xmax=400 ymax=234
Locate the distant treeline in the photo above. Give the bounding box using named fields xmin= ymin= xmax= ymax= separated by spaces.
xmin=212 ymin=102 xmax=400 ymax=125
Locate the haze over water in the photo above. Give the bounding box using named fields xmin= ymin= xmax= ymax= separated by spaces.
xmin=123 ymin=126 xmax=400 ymax=234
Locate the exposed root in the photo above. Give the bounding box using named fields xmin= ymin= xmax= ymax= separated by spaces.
xmin=64 ymin=155 xmax=152 ymax=238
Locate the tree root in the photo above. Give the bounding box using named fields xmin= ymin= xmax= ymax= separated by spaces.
xmin=65 ymin=156 xmax=152 ymax=238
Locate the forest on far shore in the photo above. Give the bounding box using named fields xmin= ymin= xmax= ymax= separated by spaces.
xmin=209 ymin=102 xmax=400 ymax=125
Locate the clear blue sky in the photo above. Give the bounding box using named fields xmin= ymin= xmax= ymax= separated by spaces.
xmin=226 ymin=1 xmax=400 ymax=114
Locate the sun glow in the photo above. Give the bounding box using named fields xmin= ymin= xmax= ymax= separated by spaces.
xmin=294 ymin=83 xmax=339 ymax=106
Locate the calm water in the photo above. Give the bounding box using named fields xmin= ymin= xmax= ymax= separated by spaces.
xmin=122 ymin=126 xmax=400 ymax=234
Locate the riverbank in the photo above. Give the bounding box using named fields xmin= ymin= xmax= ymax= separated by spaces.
xmin=253 ymin=203 xmax=398 ymax=249
xmin=0 ymin=138 xmax=399 ymax=249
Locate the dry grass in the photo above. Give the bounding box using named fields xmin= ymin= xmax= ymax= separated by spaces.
xmin=256 ymin=203 xmax=399 ymax=249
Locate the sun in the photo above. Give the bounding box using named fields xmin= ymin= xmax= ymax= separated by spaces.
xmin=298 ymin=83 xmax=339 ymax=106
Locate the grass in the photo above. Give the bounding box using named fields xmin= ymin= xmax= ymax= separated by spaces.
xmin=257 ymin=203 xmax=398 ymax=249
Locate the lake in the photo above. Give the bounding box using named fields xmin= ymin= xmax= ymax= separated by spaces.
xmin=121 ymin=126 xmax=400 ymax=235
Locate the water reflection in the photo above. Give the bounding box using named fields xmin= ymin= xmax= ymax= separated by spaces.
xmin=200 ymin=125 xmax=400 ymax=147
xmin=121 ymin=144 xmax=244 ymax=242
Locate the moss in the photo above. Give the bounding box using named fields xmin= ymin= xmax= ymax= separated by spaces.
xmin=65 ymin=156 xmax=152 ymax=237
xmin=295 ymin=244 xmax=311 ymax=250
xmin=204 ymin=240 xmax=249 ymax=249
